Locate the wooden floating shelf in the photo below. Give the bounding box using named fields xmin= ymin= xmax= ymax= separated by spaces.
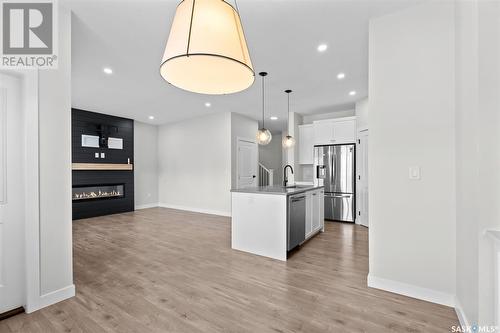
xmin=72 ymin=163 xmax=133 ymax=171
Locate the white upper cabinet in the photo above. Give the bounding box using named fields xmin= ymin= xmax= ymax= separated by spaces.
xmin=298 ymin=124 xmax=313 ymax=164
xmin=313 ymin=121 xmax=334 ymax=145
xmin=313 ymin=117 xmax=356 ymax=145
xmin=332 ymin=120 xmax=356 ymax=144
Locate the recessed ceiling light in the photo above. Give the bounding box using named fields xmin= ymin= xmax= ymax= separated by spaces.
xmin=337 ymin=73 xmax=345 ymax=80
xmin=349 ymin=91 xmax=357 ymax=96
xmin=148 ymin=116 xmax=155 ymax=120
xmin=317 ymin=44 xmax=328 ymax=52
xmin=103 ymin=67 xmax=113 ymax=75
xmin=270 ymin=116 xmax=278 ymax=120
xmin=205 ymin=102 xmax=211 ymax=107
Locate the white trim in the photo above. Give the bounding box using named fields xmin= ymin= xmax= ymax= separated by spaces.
xmin=158 ymin=203 xmax=231 ymax=217
xmin=367 ymin=274 xmax=455 ymax=307
xmin=486 ymin=230 xmax=500 ymax=326
xmin=13 ymin=70 xmax=42 ymax=314
xmin=27 ymin=284 xmax=75 ymax=313
xmin=0 ymin=88 xmax=6 ymax=205
xmin=135 ymin=203 xmax=159 ymax=210
xmin=454 ymin=297 xmax=470 ymax=328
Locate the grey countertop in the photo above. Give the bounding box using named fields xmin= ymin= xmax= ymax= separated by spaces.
xmin=231 ymin=185 xmax=324 ymax=196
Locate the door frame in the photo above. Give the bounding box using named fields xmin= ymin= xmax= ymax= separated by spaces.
xmin=0 ymin=69 xmax=41 ymax=313
xmin=236 ymin=137 xmax=258 ymax=188
xmin=356 ymin=127 xmax=369 ymax=227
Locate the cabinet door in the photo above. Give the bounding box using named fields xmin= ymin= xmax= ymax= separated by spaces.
xmin=299 ymin=125 xmax=314 ymax=164
xmin=312 ymin=190 xmax=321 ymax=231
xmin=305 ymin=191 xmax=313 ymax=237
xmin=313 ymin=121 xmax=334 ymax=145
xmin=332 ymin=120 xmax=356 ymax=144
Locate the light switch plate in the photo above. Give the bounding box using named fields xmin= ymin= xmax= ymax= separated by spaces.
xmin=409 ymin=166 xmax=421 ymax=180
xmin=94 ymin=152 xmax=99 ymax=158
xmin=100 ymin=152 xmax=105 ymax=158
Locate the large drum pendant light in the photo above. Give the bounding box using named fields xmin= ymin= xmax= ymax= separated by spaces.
xmin=282 ymin=89 xmax=296 ymax=149
xmin=256 ymin=72 xmax=272 ymax=146
xmin=160 ymin=0 xmax=255 ymax=95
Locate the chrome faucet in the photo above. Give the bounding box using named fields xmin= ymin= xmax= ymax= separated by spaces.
xmin=283 ymin=164 xmax=294 ymax=187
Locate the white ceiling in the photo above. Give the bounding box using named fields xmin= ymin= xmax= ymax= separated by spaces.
xmin=69 ymin=0 xmax=421 ymax=132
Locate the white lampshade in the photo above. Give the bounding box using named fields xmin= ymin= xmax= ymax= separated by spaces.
xmin=257 ymin=128 xmax=272 ymax=146
xmin=282 ymin=135 xmax=295 ymax=149
xmin=160 ymin=0 xmax=255 ymax=95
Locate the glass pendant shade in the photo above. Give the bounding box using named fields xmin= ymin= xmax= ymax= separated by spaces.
xmin=282 ymin=135 xmax=295 ymax=149
xmin=283 ymin=89 xmax=295 ymax=149
xmin=160 ymin=0 xmax=255 ymax=95
xmin=257 ymin=128 xmax=272 ymax=145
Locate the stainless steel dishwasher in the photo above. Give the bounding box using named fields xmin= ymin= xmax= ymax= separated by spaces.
xmin=288 ymin=194 xmax=306 ymax=251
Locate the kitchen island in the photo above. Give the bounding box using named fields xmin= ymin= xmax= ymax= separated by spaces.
xmin=231 ymin=185 xmax=324 ymax=261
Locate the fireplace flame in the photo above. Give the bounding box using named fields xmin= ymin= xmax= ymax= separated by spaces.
xmin=73 ymin=187 xmax=123 ymax=201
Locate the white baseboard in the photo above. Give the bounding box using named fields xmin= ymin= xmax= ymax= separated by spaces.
xmin=135 ymin=203 xmax=159 ymax=210
xmin=26 ymin=284 xmax=75 ymax=313
xmin=367 ymin=274 xmax=455 ymax=307
xmin=454 ymin=297 xmax=470 ymax=328
xmin=158 ymin=203 xmax=231 ymax=217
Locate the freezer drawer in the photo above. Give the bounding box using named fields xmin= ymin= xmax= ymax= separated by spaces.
xmin=324 ymin=193 xmax=354 ymax=222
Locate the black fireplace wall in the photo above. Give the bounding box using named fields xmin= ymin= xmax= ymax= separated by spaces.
xmin=72 ymin=109 xmax=134 ymax=220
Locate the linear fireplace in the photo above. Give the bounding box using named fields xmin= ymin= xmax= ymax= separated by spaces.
xmin=72 ymin=184 xmax=124 ymax=201
xmin=72 ymin=109 xmax=134 ymax=220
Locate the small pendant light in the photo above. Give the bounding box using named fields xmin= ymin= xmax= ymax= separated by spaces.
xmin=160 ymin=0 xmax=254 ymax=95
xmin=283 ymin=89 xmax=296 ymax=149
xmin=256 ymin=72 xmax=272 ymax=145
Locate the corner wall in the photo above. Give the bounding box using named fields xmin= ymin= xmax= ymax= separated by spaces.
xmin=355 ymin=99 xmax=368 ymax=130
xmin=134 ymin=121 xmax=159 ymax=208
xmin=454 ymin=0 xmax=479 ymax=324
xmin=368 ymin=2 xmax=456 ymax=306
xmin=158 ymin=112 xmax=232 ymax=216
xmin=36 ymin=3 xmax=74 ymax=306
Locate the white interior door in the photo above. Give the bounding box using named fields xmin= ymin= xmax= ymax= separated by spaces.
xmin=237 ymin=139 xmax=258 ymax=188
xmin=0 ymin=73 xmax=25 ymax=313
xmin=357 ymin=130 xmax=369 ymax=227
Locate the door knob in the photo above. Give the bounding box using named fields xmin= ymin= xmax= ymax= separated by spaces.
xmin=252 ymin=175 xmax=256 ymax=178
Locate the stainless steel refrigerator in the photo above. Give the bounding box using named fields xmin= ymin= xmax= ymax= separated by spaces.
xmin=314 ymin=145 xmax=355 ymax=222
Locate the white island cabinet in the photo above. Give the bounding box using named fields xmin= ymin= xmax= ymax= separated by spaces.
xmin=231 ymin=186 xmax=324 ymax=261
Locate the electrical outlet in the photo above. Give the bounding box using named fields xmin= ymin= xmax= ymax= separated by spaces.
xmin=100 ymin=152 xmax=105 ymax=159
xmin=95 ymin=152 xmax=99 ymax=158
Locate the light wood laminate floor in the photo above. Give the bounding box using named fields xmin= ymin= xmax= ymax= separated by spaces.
xmin=0 ymin=208 xmax=458 ymax=332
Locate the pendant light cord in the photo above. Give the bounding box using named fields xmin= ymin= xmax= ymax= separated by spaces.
xmin=285 ymin=90 xmax=292 ymax=135
xmin=262 ymin=74 xmax=265 ymax=128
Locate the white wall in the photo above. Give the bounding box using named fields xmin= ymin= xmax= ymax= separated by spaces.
xmin=283 ymin=112 xmax=302 ymax=183
xmin=302 ymin=109 xmax=355 ymax=124
xmin=38 ymin=5 xmax=74 ymax=298
xmin=355 ymin=99 xmax=369 ymax=130
xmin=455 ymin=0 xmax=479 ymax=324
xmin=476 ymin=0 xmax=500 ymax=325
xmin=368 ymin=2 xmax=456 ymax=306
xmin=158 ymin=112 xmax=232 ymax=216
xmin=231 ymin=113 xmax=258 ymax=188
xmin=455 ymin=1 xmax=500 ymax=326
xmin=134 ymin=121 xmax=159 ymax=208
xmin=258 ymin=132 xmax=283 ymax=185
